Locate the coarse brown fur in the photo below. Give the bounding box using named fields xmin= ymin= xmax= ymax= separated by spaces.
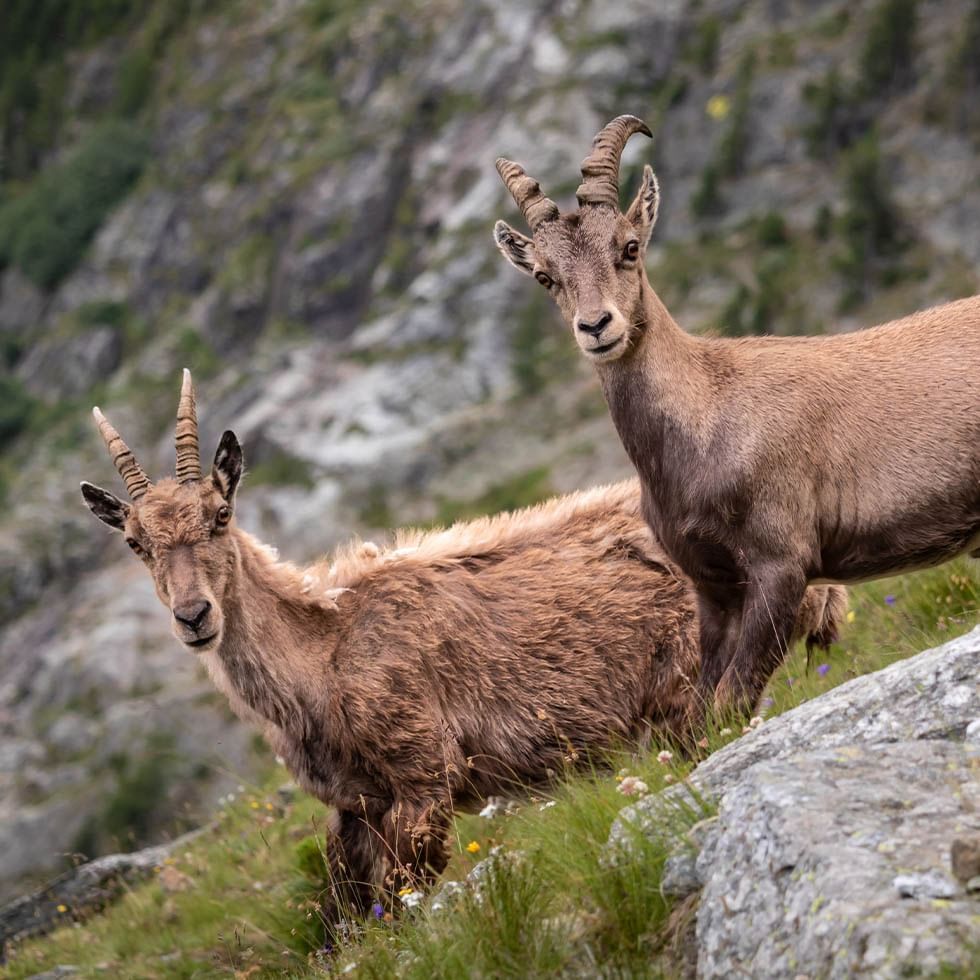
xmin=495 ymin=115 xmax=980 ymax=716
xmin=79 ymin=372 xmax=846 ymax=925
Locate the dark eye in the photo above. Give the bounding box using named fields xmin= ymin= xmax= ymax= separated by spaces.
xmin=622 ymin=241 xmax=640 ymax=262
xmin=126 ymin=538 xmax=146 ymax=557
xmin=215 ymin=506 xmax=232 ymax=527
xmin=535 ymin=271 xmax=553 ymax=289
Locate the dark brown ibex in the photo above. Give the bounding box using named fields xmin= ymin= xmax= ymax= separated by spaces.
xmin=79 ymin=371 xmax=846 ymax=922
xmin=494 ymin=115 xmax=980 ymax=715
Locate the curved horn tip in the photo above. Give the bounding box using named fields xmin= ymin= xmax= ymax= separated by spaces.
xmin=614 ymin=114 xmax=653 ymax=138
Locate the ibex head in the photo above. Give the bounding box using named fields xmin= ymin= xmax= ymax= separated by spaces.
xmin=494 ymin=115 xmax=658 ymax=363
xmin=80 ymin=370 xmax=243 ymax=652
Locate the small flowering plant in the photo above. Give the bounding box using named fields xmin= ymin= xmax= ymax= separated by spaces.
xmin=616 ymin=775 xmax=649 ymax=797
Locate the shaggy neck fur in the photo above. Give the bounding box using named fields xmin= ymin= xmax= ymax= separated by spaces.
xmin=201 ymin=530 xmax=337 ymax=733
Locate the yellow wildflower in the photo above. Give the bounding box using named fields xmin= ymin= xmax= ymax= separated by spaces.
xmin=265 ymin=802 xmax=274 ymax=811
xmin=397 ymin=886 xmax=415 ymax=897
xmin=706 ymin=94 xmax=730 ymax=120
xmin=466 ymin=840 xmax=481 ymax=854
xmin=249 ymin=800 xmax=260 ymax=809
xmin=846 ymin=610 xmax=856 ymax=623
xmin=56 ymin=904 xmax=68 ymax=913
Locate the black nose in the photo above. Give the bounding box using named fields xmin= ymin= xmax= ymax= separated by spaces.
xmin=577 ymin=312 xmax=612 ymax=337
xmin=174 ymin=600 xmax=211 ymax=630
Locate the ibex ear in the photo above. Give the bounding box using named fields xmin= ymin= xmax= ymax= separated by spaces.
xmin=80 ymin=481 xmax=129 ymax=531
xmin=211 ymin=430 xmax=243 ymax=502
xmin=493 ymin=221 xmax=536 ymax=276
xmin=625 ymin=165 xmax=660 ymax=247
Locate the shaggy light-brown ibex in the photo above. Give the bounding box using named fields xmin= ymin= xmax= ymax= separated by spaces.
xmin=494 ymin=115 xmax=980 ymax=715
xmin=80 ymin=371 xmax=845 ymax=922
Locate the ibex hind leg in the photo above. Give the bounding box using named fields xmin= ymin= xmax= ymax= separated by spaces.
xmin=381 ymin=797 xmax=451 ymax=898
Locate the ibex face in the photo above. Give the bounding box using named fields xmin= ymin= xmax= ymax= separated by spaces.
xmin=494 ymin=116 xmax=659 ymax=364
xmin=80 ymin=371 xmax=243 ymax=653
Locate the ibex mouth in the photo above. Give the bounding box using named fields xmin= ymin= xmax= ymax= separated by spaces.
xmin=185 ymin=633 xmax=218 ymax=649
xmin=586 ymin=335 xmax=627 ymax=360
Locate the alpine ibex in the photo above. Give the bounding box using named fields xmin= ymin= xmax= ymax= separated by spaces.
xmin=494 ymin=114 xmax=980 ymax=716
xmin=80 ymin=371 xmax=846 ymax=921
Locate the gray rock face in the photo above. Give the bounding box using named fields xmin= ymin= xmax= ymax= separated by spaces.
xmin=611 ymin=628 xmax=980 ymax=978
xmin=696 ymin=741 xmax=978 ymax=979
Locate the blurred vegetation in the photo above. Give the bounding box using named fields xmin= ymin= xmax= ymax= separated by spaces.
xmin=0 ymin=120 xmax=149 ymax=288
xmin=857 ymin=0 xmax=918 ymax=96
xmin=833 ymin=133 xmax=910 ymax=311
xmin=434 ymin=467 xmax=554 ymax=527
xmin=73 ymin=733 xmax=179 ymax=860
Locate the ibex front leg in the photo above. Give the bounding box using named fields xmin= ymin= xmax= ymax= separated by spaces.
xmin=712 ymin=564 xmax=807 ymax=718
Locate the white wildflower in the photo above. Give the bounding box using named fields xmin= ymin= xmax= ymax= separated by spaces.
xmin=657 ymin=750 xmax=674 ymax=765
xmin=616 ymin=776 xmax=649 ymax=797
xmin=399 ymin=890 xmax=423 ymax=910
xmin=719 ymin=727 xmax=733 ymax=737
xmin=749 ymin=716 xmax=764 ymax=729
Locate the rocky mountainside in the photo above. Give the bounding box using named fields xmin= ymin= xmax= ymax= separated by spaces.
xmin=1 ymin=0 xmax=979 ymax=898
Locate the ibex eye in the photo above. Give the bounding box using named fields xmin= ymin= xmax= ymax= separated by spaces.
xmin=215 ymin=506 xmax=232 ymax=526
xmin=623 ymin=241 xmax=640 ymax=262
xmin=534 ymin=271 xmax=553 ymax=289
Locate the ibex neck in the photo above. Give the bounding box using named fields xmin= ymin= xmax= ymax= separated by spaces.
xmin=595 ymin=279 xmax=713 ymax=476
xmin=207 ymin=532 xmax=335 ymax=731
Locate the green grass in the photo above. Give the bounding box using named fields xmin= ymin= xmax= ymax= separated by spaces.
xmin=6 ymin=559 xmax=978 ymax=979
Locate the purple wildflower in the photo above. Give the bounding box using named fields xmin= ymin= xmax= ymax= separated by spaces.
xmin=884 ymin=594 xmax=896 ymax=606
xmin=372 ymin=902 xmax=384 ymax=919
xmin=761 ymin=696 xmax=774 ymax=708
xmin=817 ymin=663 xmax=830 ymax=677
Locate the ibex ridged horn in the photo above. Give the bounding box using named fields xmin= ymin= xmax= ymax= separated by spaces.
xmin=93 ymin=407 xmax=151 ymax=500
xmin=175 ymin=368 xmax=202 ymax=484
xmin=576 ymin=115 xmax=653 ymax=209
xmin=495 ymin=157 xmax=561 ymax=231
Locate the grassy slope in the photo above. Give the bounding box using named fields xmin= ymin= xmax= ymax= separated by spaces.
xmin=5 ymin=559 xmax=978 ymax=979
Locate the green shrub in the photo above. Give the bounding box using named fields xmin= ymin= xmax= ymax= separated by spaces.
xmin=691 ymin=161 xmax=723 ymax=219
xmin=834 ymin=133 xmax=908 ymax=309
xmin=114 ymin=48 xmax=155 ymax=116
xmin=688 ymin=16 xmax=721 ymax=74
xmin=0 ymin=375 xmax=38 ymax=450
xmin=247 ymin=451 xmax=316 ymax=490
xmin=717 ymin=50 xmax=755 ymax=178
xmin=858 ymin=0 xmax=917 ymax=95
xmin=0 ymin=121 xmax=150 ymax=289
xmin=755 ymin=211 xmax=789 ymax=248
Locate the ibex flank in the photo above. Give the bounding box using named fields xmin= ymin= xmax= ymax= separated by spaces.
xmin=494 ymin=114 xmax=980 ymax=716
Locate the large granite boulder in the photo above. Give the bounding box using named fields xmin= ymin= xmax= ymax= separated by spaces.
xmin=611 ymin=626 xmax=980 ymax=978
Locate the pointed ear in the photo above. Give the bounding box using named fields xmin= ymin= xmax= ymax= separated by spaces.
xmin=211 ymin=430 xmax=243 ymax=503
xmin=493 ymin=220 xmax=537 ymax=276
xmin=80 ymin=481 xmax=129 ymax=531
xmin=625 ymin=165 xmax=660 ymax=246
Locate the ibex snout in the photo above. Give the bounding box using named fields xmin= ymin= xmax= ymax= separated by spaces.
xmin=576 ymin=311 xmax=613 ymax=338
xmin=573 ymin=305 xmax=630 ymax=362
xmin=172 ymin=596 xmax=219 ymax=648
